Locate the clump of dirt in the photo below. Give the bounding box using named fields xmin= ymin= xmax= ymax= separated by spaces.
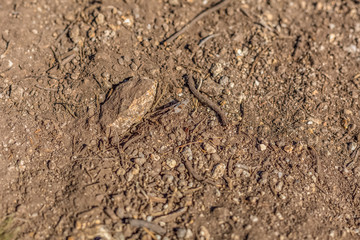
xmin=0 ymin=0 xmax=360 ymax=239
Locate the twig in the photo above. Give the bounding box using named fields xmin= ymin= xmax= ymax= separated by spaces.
xmin=153 ymin=207 xmax=188 ymax=223
xmin=162 ymin=0 xmax=231 ymax=44
xmin=183 ymin=157 xmax=217 ymax=185
xmin=128 ymin=219 xmax=166 ymax=235
xmin=122 ymin=133 xmax=143 ymax=149
xmin=35 ymin=84 xmax=58 ymax=91
xmin=0 ymin=35 xmax=10 ymax=57
xmin=187 ymin=75 xmax=228 ymax=126
xmin=61 ymin=53 xmax=76 ymax=66
xmin=143 ymin=227 xmax=157 ymax=240
xmin=55 ymin=21 xmax=76 ymax=45
xmin=198 ymin=33 xmax=220 ymax=47
xmin=50 ymin=46 xmax=61 ymax=69
xmin=183 ymin=158 xmax=205 ymax=181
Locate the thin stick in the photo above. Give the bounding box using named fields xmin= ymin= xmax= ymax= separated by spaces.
xmin=198 ymin=33 xmax=220 ymax=47
xmin=184 ymin=158 xmax=204 ymax=181
xmin=128 ymin=219 xmax=166 ymax=235
xmin=55 ymin=21 xmax=76 ymax=44
xmin=163 ymin=0 xmax=231 ymax=44
xmin=153 ymin=207 xmax=188 ymax=223
xmin=187 ymin=75 xmax=228 ymax=126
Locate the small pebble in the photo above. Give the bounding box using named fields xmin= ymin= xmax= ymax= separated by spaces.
xmin=210 ymin=62 xmax=223 ymax=77
xmin=203 ymin=143 xmax=217 ymax=154
xmin=211 ymin=153 xmax=221 ymax=162
xmin=133 ymin=157 xmax=146 ymax=166
xmin=283 ymin=145 xmax=293 ymax=153
xmin=125 ymin=171 xmax=134 ymax=181
xmin=150 ymin=153 xmax=160 ymax=161
xmin=182 ymin=147 xmax=193 ymax=160
xmin=96 ymin=13 xmax=105 ymax=25
xmin=166 ymin=159 xmax=177 ymax=168
xmin=219 ymin=76 xmax=229 ymax=86
xmin=348 ymin=142 xmax=357 ymax=152
xmin=176 ymin=228 xmax=187 ymax=239
xmin=257 ymin=143 xmax=267 ymax=151
xmin=199 ymin=226 xmax=210 ymax=240
xmin=275 ymin=181 xmax=284 ymax=192
xmin=169 ymin=0 xmax=180 ymax=6
xmin=212 ymin=163 xmax=226 ymax=179
xmin=117 ymin=57 xmax=124 ymax=65
xmin=177 ymin=163 xmax=186 ymax=172
xmin=185 ymin=229 xmax=194 ymax=239
xmin=226 ymin=7 xmax=234 ymax=16
xmin=64 ymin=12 xmax=75 ymax=21
xmin=250 ymin=215 xmax=259 ymax=223
xmin=163 ymin=174 xmax=174 ymax=183
xmin=130 ymin=62 xmax=138 ymax=71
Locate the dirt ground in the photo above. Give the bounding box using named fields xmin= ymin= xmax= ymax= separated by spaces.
xmin=0 ymin=0 xmax=360 ymax=239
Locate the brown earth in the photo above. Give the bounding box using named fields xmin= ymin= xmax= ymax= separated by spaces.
xmin=0 ymin=0 xmax=360 ymax=239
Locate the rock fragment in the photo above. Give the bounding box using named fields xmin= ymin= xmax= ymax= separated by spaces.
xmin=212 ymin=163 xmax=226 ymax=179
xmin=99 ymin=77 xmax=157 ymax=136
xmin=203 ymin=143 xmax=217 ymax=154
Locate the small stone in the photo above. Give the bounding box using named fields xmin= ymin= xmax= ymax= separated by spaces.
xmin=69 ymin=25 xmax=80 ymax=43
xmin=212 ymin=163 xmax=226 ymax=179
xmin=166 ymin=159 xmax=177 ymax=169
xmin=283 ymin=145 xmax=293 ymax=153
xmin=199 ymin=226 xmax=210 ymax=240
xmin=328 ymin=33 xmax=336 ymax=43
xmin=87 ymin=28 xmax=95 ymax=38
xmin=276 ymin=212 xmax=284 ymax=220
xmin=99 ymin=77 xmax=157 ymax=137
xmin=201 ymin=79 xmax=223 ymax=96
xmin=182 ymin=147 xmax=193 ymax=160
xmin=64 ymin=12 xmax=75 ymax=21
xmin=226 ymin=7 xmax=234 ymax=16
xmin=211 ymin=153 xmax=221 ymax=162
xmin=344 ymin=44 xmax=357 ymax=54
xmin=176 ymin=228 xmax=187 ymax=239
xmin=257 ymin=143 xmax=267 ymax=151
xmin=203 ymin=143 xmax=217 ymax=154
xmin=348 ymin=142 xmax=357 ymax=152
xmin=163 ymin=174 xmax=174 ymax=183
xmin=47 ymin=160 xmax=55 ymax=170
xmin=219 ymin=76 xmax=229 ymax=86
xmin=123 ymin=16 xmax=134 ymax=27
xmin=210 ymin=62 xmax=223 ymax=77
xmin=162 ymin=23 xmax=169 ymax=32
xmin=263 ymin=11 xmax=274 ymax=21
xmin=211 ymin=207 xmax=230 ymax=221
xmin=185 ymin=229 xmax=193 ymax=239
xmin=177 ymin=163 xmax=186 ymax=172
xmin=116 ymin=167 xmax=126 ymax=176
xmin=133 ymin=157 xmax=146 ymax=166
xmin=125 ymin=171 xmax=134 ymax=181
xmin=169 ymin=0 xmax=180 ymax=6
xmin=117 ymin=57 xmax=124 ymax=65
xmin=344 ymin=109 xmax=353 ymax=115
xmin=210 ymin=137 xmax=221 ymax=146
xmin=130 ymin=62 xmax=138 ymax=71
xmin=96 ymin=13 xmax=105 ymax=25
xmin=275 ymin=181 xmax=284 ymax=192
xmin=250 ymin=215 xmax=259 ymax=223
xmin=150 ymin=153 xmax=160 ymax=161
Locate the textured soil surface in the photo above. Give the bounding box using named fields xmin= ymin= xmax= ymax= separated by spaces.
xmin=1 ymin=0 xmax=360 ymax=239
